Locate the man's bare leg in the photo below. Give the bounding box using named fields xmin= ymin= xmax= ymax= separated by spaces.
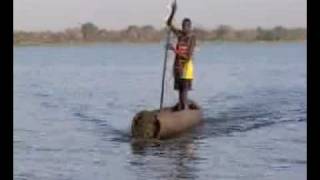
xmin=178 ymin=88 xmax=184 ymax=110
xmin=182 ymin=88 xmax=189 ymax=110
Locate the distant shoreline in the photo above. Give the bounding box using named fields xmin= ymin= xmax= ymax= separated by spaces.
xmin=14 ymin=39 xmax=306 ymax=47
xmin=14 ymin=23 xmax=306 ymax=46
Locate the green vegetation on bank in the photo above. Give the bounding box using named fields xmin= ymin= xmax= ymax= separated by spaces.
xmin=14 ymin=22 xmax=306 ymax=45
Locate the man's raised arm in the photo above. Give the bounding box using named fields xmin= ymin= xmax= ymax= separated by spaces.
xmin=166 ymin=1 xmax=181 ymax=36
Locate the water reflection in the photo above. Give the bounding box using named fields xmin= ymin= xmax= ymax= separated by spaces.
xmin=129 ymin=134 xmax=201 ymax=180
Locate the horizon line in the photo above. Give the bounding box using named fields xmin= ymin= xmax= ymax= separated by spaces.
xmin=14 ymin=24 xmax=307 ymax=32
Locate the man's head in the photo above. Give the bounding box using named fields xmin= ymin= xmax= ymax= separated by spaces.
xmin=182 ymin=18 xmax=192 ymax=34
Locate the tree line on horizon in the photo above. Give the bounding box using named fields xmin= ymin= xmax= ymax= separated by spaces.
xmin=14 ymin=22 xmax=306 ymax=45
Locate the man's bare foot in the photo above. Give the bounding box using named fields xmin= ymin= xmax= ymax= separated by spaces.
xmin=182 ymin=104 xmax=189 ymax=110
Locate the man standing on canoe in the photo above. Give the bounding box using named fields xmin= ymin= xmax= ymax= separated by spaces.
xmin=166 ymin=1 xmax=196 ymax=110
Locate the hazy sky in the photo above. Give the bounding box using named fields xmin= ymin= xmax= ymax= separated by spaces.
xmin=14 ymin=0 xmax=306 ymax=31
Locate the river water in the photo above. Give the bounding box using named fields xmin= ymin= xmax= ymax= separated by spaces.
xmin=14 ymin=42 xmax=306 ymax=180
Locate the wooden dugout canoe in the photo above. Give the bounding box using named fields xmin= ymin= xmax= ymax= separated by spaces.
xmin=131 ymin=101 xmax=202 ymax=139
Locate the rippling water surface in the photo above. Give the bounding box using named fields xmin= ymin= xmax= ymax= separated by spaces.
xmin=14 ymin=42 xmax=306 ymax=180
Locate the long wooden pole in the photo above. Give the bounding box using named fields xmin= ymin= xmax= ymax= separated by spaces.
xmin=160 ymin=28 xmax=171 ymax=110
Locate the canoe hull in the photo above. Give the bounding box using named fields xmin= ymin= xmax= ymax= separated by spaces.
xmin=131 ymin=101 xmax=202 ymax=139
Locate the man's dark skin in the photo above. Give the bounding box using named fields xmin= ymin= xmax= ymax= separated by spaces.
xmin=166 ymin=2 xmax=196 ymax=110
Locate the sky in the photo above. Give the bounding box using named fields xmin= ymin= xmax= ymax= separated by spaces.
xmin=14 ymin=0 xmax=306 ymax=31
